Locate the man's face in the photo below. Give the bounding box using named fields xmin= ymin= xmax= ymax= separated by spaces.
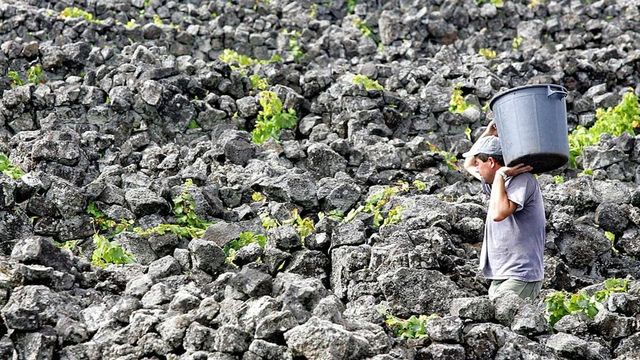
xmin=474 ymin=156 xmax=498 ymax=183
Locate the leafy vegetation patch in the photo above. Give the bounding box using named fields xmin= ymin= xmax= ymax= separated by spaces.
xmin=346 ymin=0 xmax=358 ymax=14
xmin=92 ymin=233 xmax=136 ymax=268
xmin=86 ymin=202 xmax=135 ymax=268
xmin=545 ymin=278 xmax=629 ymax=326
xmin=476 ymin=0 xmax=504 ymax=7
xmin=219 ymin=49 xmax=282 ymax=73
xmin=251 ymin=91 xmax=298 ymax=144
xmin=478 ymin=48 xmax=497 ymax=59
xmin=344 ymin=180 xmax=426 ymax=228
xmin=352 ymin=74 xmax=384 ymax=91
xmin=134 ymin=179 xmax=212 ymax=239
xmin=286 ymin=30 xmax=305 ymax=62
xmin=0 ymin=153 xmax=24 ymax=180
xmin=512 ymin=36 xmax=523 ymax=50
xmin=224 ymin=231 xmax=267 ymax=265
xmin=60 ymin=7 xmax=102 ymax=24
xmin=249 ymin=74 xmax=269 ymax=91
xmin=568 ymin=90 xmax=640 ymax=167
xmin=353 ymin=17 xmax=375 ymax=41
xmin=449 ymin=85 xmax=470 ymax=114
xmin=378 ymin=306 xmax=440 ymax=339
xmin=6 ymin=65 xmax=47 ymax=87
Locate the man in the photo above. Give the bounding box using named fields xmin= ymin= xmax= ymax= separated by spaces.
xmin=463 ymin=121 xmax=546 ymax=301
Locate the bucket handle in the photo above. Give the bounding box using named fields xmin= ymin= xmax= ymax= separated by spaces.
xmin=547 ymin=85 xmax=568 ymax=98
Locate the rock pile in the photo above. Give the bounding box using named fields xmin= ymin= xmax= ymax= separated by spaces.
xmin=1 ymin=0 xmax=639 ymax=359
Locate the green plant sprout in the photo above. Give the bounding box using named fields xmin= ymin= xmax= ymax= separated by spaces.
xmin=60 ymin=7 xmax=102 ymax=24
xmin=353 ymin=17 xmax=374 ymax=39
xmin=578 ymin=168 xmax=594 ymax=176
xmin=412 ymin=179 xmax=427 ymax=192
xmin=134 ymin=179 xmax=212 ymax=239
xmin=318 ymin=210 xmax=345 ymax=221
xmin=251 ymin=191 xmax=266 ymax=202
xmin=260 ymin=212 xmax=280 ymax=230
xmin=568 ymin=90 xmax=640 ymax=168
xmin=27 ymin=64 xmax=45 ymax=84
xmin=251 ymin=91 xmax=298 ymax=144
xmin=86 ymin=202 xmax=135 ymax=267
xmin=383 ymin=205 xmax=403 ymax=226
xmin=545 ymin=278 xmax=629 ymax=326
xmin=428 ymin=143 xmax=460 ymax=171
xmin=7 ymin=70 xmax=25 ymax=87
xmin=92 ymin=233 xmax=136 ymax=268
xmin=288 ymin=31 xmax=305 ymax=62
xmin=219 ymin=49 xmax=282 ymax=73
xmin=478 ymin=48 xmax=497 ymax=59
xmin=476 ymin=0 xmax=504 ymax=7
xmin=187 ymin=119 xmax=200 ymax=129
xmin=0 ymin=153 xmax=25 ymax=180
xmin=604 ymin=231 xmax=619 ymax=254
xmin=223 ymin=231 xmax=267 ymax=265
xmin=449 ymin=85 xmax=470 ymax=114
xmin=378 ymin=305 xmax=439 ymax=339
xmin=346 ymin=0 xmax=358 ymax=13
xmin=464 ymin=127 xmax=472 ymax=141
xmin=282 ymin=208 xmax=315 ymax=240
xmin=553 ymin=175 xmax=565 ymax=184
xmin=152 ymin=14 xmax=163 ymax=26
xmin=249 ymin=74 xmax=269 ymax=91
xmin=309 ymin=3 xmax=318 ymax=18
xmin=512 ymin=36 xmax=523 ymax=50
xmin=352 ymin=74 xmax=384 ymax=91
xmin=528 ymin=0 xmax=544 ymax=9
xmin=344 ymin=181 xmax=427 ymax=227
xmin=125 ymin=19 xmax=138 ymax=29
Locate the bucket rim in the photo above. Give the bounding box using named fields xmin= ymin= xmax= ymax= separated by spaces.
xmin=489 ymin=84 xmax=568 ymax=110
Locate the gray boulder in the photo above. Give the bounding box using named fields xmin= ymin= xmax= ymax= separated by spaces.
xmin=183 ymin=322 xmax=216 ymax=352
xmin=214 ymin=325 xmax=251 ymax=353
xmin=545 ymin=332 xmax=610 ymax=360
xmin=10 ymin=236 xmax=75 ymax=273
xmin=450 ymin=297 xmax=494 ymax=322
xmin=274 ymin=272 xmax=329 ymax=324
xmin=379 ymin=267 xmax=466 ymax=316
xmin=331 ymin=245 xmax=370 ymax=300
xmin=426 ymin=315 xmax=464 ymax=343
xmin=10 ymin=326 xmax=57 ymax=360
xmin=418 ymin=343 xmax=466 ymax=360
xmin=593 ymin=309 xmax=636 ymax=340
xmin=331 ymin=220 xmax=366 ymax=247
xmin=147 ymin=255 xmax=182 ymax=280
xmin=556 ymin=224 xmax=611 ymax=268
xmin=188 ymin=239 xmax=226 ymax=275
xmin=124 ymin=188 xmax=169 ymax=216
xmin=1 ymin=285 xmax=79 ymax=331
xmin=306 ymin=143 xmax=347 ymax=178
xmin=285 ymin=317 xmax=370 ymax=360
xmin=228 ymin=267 xmax=273 ymax=298
xmin=595 ymin=202 xmax=628 ymax=234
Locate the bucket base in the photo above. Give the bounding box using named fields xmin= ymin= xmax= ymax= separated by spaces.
xmin=507 ymin=153 xmax=568 ymax=174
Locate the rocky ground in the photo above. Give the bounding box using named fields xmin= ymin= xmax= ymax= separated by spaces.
xmin=1 ymin=0 xmax=640 ymax=359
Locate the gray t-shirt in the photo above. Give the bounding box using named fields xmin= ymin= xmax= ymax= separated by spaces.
xmin=480 ymin=173 xmax=545 ymax=282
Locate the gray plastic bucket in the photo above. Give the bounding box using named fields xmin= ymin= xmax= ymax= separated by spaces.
xmin=489 ymin=84 xmax=569 ymax=173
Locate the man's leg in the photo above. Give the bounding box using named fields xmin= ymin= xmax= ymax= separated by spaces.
xmin=489 ymin=279 xmax=543 ymax=301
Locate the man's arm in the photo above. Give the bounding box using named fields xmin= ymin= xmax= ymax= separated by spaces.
xmin=463 ymin=121 xmax=498 ymax=181
xmin=489 ymin=164 xmax=533 ymax=221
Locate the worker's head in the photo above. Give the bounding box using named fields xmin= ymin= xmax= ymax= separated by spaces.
xmin=463 ymin=136 xmax=504 ymax=182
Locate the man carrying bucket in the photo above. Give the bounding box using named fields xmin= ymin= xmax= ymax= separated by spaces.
xmin=462 ymin=121 xmax=546 ymax=301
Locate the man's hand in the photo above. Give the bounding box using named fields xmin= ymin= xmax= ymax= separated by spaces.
xmin=500 ymin=163 xmax=533 ymax=177
xmin=482 ymin=120 xmax=498 ymax=137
